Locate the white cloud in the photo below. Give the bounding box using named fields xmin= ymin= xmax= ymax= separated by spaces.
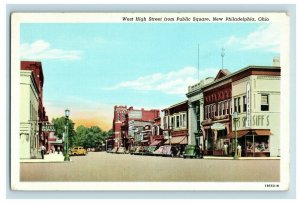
xmin=224 ymin=24 xmax=280 ymax=53
xmin=20 ymin=40 xmax=82 ymax=60
xmin=105 ymin=66 xmax=219 ymax=95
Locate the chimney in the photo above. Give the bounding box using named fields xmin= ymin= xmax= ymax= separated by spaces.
xmin=273 ymin=56 xmax=280 ymax=66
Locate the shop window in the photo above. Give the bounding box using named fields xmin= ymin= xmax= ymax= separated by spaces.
xmin=243 ymin=96 xmax=247 ymax=112
xmin=261 ymin=94 xmax=269 ymax=111
xmin=246 ymin=136 xmax=269 ymax=156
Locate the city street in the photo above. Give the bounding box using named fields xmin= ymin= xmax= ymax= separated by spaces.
xmin=20 ymin=152 xmax=280 ymax=182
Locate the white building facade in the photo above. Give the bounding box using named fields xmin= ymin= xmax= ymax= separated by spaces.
xmin=186 ymin=78 xmax=214 ymax=146
xmin=20 ymin=70 xmax=40 ymax=159
xmin=231 ymin=66 xmax=281 ymax=157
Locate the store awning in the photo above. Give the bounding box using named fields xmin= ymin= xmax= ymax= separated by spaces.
xmin=164 ymin=136 xmax=188 ymax=145
xmin=228 ymin=129 xmax=272 ymax=139
xmin=150 ymin=140 xmax=161 ymax=146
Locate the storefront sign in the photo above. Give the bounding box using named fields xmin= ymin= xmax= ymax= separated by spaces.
xmin=246 ymin=82 xmax=251 ymax=127
xmin=129 ymin=110 xmax=142 ymax=119
xmin=211 ymin=123 xmax=225 ymax=130
xmin=239 ymin=115 xmax=270 ymax=128
xmin=42 ymin=124 xmax=55 ymax=132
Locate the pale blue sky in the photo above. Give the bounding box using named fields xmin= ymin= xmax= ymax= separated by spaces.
xmin=20 ymin=22 xmax=280 ymax=130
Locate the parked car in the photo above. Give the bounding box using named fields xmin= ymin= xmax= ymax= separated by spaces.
xmin=143 ymin=146 xmax=158 ymax=156
xmin=70 ymin=146 xmax=87 ymax=156
xmin=183 ymin=145 xmax=202 ymax=159
xmin=153 ymin=145 xmax=173 ymax=157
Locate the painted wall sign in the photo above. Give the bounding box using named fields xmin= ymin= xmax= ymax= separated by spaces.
xmin=246 ymin=81 xmax=251 ymax=127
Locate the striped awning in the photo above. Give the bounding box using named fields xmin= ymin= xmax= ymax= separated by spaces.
xmin=164 ymin=136 xmax=188 ymax=145
xmin=150 ymin=140 xmax=161 ymax=146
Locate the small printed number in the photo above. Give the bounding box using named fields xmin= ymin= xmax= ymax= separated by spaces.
xmin=265 ymin=184 xmax=279 ymax=188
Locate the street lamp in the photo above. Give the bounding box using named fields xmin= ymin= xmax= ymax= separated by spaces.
xmin=105 ymin=139 xmax=108 ymax=151
xmin=64 ymin=109 xmax=70 ymax=161
xmin=233 ymin=112 xmax=239 ymax=160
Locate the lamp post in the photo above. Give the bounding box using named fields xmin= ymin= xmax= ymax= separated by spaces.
xmin=233 ymin=112 xmax=238 ymax=160
xmin=64 ymin=109 xmax=70 ymax=161
xmin=105 ymin=139 xmax=108 ymax=151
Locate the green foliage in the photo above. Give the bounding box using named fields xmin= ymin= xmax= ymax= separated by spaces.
xmin=52 ymin=117 xmax=75 ymax=140
xmin=72 ymin=125 xmax=110 ymax=149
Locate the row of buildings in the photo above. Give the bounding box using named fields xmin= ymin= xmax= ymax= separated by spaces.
xmin=111 ymin=58 xmax=281 ymax=157
xmin=20 ymin=61 xmax=61 ymax=159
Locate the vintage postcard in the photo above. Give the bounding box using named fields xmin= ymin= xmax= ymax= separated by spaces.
xmin=11 ymin=12 xmax=290 ymax=191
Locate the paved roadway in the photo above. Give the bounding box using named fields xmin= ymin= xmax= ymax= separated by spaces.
xmin=20 ymin=152 xmax=280 ymax=182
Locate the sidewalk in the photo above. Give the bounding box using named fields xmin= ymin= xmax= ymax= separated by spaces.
xmin=20 ymin=153 xmax=71 ymax=163
xmin=203 ymin=156 xmax=280 ymax=160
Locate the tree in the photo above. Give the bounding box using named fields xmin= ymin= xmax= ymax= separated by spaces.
xmin=52 ymin=117 xmax=75 ymax=146
xmin=72 ymin=125 xmax=111 ymax=149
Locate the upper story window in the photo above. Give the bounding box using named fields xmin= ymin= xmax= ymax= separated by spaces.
xmin=243 ymin=95 xmax=247 ymax=112
xmin=163 ymin=116 xmax=169 ymax=129
xmin=170 ymin=116 xmax=174 ymax=128
xmin=261 ymin=94 xmax=269 ymax=111
xmin=225 ymin=100 xmax=229 ymax=115
xmin=234 ymin=98 xmax=241 ymax=113
xmin=238 ymin=97 xmax=241 ymax=113
xmin=176 ymin=115 xmax=180 ymax=128
xmin=222 ymin=102 xmax=225 ymax=115
xmin=229 ymin=99 xmax=232 ymax=115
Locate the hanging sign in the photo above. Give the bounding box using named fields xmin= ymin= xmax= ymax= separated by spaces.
xmin=211 ymin=123 xmax=225 ymax=130
xmin=42 ymin=124 xmax=55 ymax=132
xmin=246 ymin=82 xmax=251 ymax=127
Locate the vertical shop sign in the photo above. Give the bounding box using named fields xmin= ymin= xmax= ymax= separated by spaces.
xmin=246 ymin=82 xmax=251 ymax=127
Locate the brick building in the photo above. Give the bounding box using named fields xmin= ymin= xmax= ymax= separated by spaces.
xmin=161 ymin=100 xmax=189 ymax=152
xmin=111 ymin=105 xmax=160 ymax=149
xmin=201 ymin=66 xmax=281 ymax=157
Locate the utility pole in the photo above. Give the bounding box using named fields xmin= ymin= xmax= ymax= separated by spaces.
xmin=221 ymin=47 xmax=225 ymax=69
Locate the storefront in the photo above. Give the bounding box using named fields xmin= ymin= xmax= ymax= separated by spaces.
xmin=228 ymin=129 xmax=271 ymax=157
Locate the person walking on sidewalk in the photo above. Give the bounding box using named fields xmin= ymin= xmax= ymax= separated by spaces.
xmin=237 ymin=144 xmax=242 ymax=157
xmin=40 ymin=145 xmax=46 ymax=159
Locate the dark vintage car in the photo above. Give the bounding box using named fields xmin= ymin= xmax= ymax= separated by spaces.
xmin=183 ymin=145 xmax=203 ymax=159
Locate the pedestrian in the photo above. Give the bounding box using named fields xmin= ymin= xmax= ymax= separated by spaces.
xmin=237 ymin=144 xmax=242 ymax=157
xmin=40 ymin=145 xmax=46 ymax=159
xmin=57 ymin=146 xmax=61 ymax=154
xmin=199 ymin=144 xmax=204 ymax=159
xmin=223 ymin=143 xmax=228 ymax=156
